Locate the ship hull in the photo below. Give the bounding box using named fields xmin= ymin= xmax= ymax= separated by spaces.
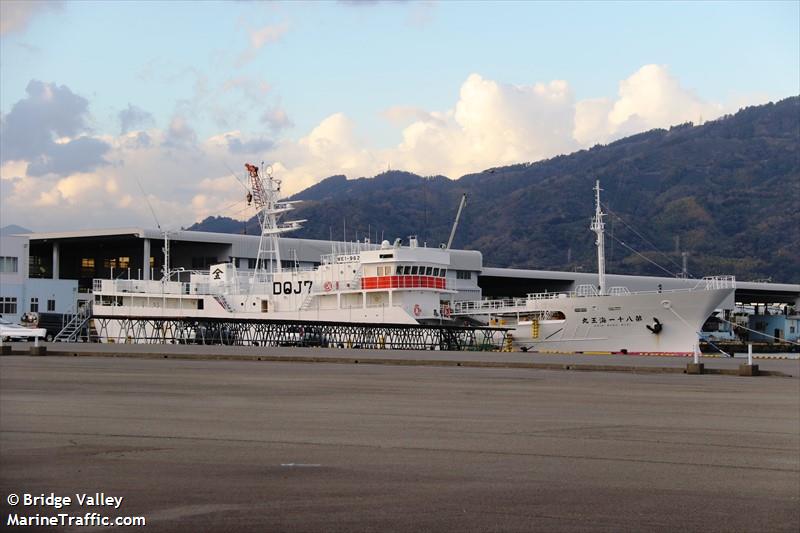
xmin=508 ymin=288 xmax=733 ymax=355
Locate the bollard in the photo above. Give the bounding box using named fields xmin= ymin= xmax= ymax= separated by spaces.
xmin=30 ymin=344 xmax=47 ymax=356
xmin=739 ymin=343 xmax=759 ymax=376
xmin=687 ymin=343 xmax=704 ymax=374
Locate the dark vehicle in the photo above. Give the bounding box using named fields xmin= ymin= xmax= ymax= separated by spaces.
xmin=300 ymin=328 xmax=328 ymax=347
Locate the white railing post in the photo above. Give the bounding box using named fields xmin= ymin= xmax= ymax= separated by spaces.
xmin=748 ymin=343 xmax=753 ymax=366
xmin=693 ymin=343 xmax=700 ymax=364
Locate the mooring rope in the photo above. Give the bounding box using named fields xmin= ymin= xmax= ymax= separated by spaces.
xmin=666 ymin=306 xmax=732 ymax=357
xmin=715 ymin=315 xmax=800 ymax=346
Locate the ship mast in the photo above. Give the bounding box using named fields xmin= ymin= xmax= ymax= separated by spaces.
xmin=245 ymin=163 xmax=303 ymax=280
xmin=590 ymin=180 xmax=607 ymax=296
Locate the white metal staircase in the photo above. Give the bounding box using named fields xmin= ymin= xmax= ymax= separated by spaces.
xmin=54 ymin=301 xmax=94 ymax=342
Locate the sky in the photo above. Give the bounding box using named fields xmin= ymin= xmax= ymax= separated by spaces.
xmin=1 ymin=0 xmax=798 ymax=232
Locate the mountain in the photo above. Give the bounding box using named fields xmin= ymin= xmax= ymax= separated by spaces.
xmin=0 ymin=224 xmax=32 ymax=235
xmin=190 ymin=97 xmax=800 ymax=283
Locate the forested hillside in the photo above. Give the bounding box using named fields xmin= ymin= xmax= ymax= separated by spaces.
xmin=191 ymin=97 xmax=800 ymax=283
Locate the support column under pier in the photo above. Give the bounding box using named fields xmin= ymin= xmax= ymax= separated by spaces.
xmin=143 ymin=239 xmax=151 ymax=281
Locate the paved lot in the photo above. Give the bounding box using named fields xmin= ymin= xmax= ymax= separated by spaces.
xmin=1 ymin=356 xmax=798 ymax=532
xmin=5 ymin=342 xmax=799 ymax=376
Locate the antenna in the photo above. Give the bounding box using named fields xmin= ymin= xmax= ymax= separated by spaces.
xmin=245 ymin=161 xmax=302 ymax=280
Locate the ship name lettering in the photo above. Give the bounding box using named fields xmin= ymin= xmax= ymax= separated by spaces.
xmin=273 ymin=281 xmax=314 ymax=295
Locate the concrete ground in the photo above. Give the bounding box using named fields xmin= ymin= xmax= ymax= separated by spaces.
xmin=1 ymin=355 xmax=798 ymax=532
xmin=3 ymin=341 xmax=799 ymax=376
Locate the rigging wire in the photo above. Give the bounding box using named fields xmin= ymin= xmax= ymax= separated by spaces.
xmin=133 ymin=175 xmax=162 ymax=230
xmin=666 ymin=307 xmax=732 ymax=357
xmin=602 ymin=202 xmax=689 ymax=277
xmin=716 ymin=316 xmax=800 ymax=346
xmin=224 ymin=162 xmax=251 ymax=192
xmin=606 ymin=233 xmax=678 ymax=278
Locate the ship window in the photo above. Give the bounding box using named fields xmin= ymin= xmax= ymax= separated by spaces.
xmin=396 ymin=266 xmax=403 ymax=275
xmin=574 ymin=307 xmax=587 ymax=312
xmin=433 ymin=268 xmax=440 ymax=276
xmin=411 ymin=266 xmax=418 ymax=275
xmin=403 ymin=266 xmax=411 ymax=275
xmin=47 ymin=299 xmax=55 ymax=312
xmin=30 ymin=297 xmax=39 ymax=312
xmin=440 ymin=269 xmax=447 ymax=277
xmin=425 ymin=267 xmax=433 ymax=275
xmin=608 ymin=306 xmax=622 ymax=311
xmin=197 ymin=300 xmax=204 ymax=310
xmin=118 ymin=256 xmax=130 ymax=269
xmin=379 ymin=253 xmax=393 ymax=259
xmin=551 ymin=311 xmax=566 ymax=320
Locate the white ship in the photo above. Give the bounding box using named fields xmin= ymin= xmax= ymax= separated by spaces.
xmin=91 ymin=163 xmax=466 ymax=344
xmin=452 ymin=182 xmax=735 ymax=355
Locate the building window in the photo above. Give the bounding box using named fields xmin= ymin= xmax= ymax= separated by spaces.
xmin=1 ymin=297 xmax=18 ymax=314
xmin=456 ymin=270 xmax=472 ymax=280
xmin=81 ymin=258 xmax=96 ymax=277
xmin=30 ymin=297 xmax=39 ymax=312
xmin=192 ymin=257 xmax=218 ymax=269
xmin=0 ymin=256 xmax=19 ymax=273
xmin=47 ymin=299 xmax=56 ymax=312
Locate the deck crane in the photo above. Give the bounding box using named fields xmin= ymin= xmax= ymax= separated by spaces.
xmin=446 ymin=193 xmax=467 ymax=249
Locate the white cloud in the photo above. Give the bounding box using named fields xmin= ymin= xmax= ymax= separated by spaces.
xmin=1 ymin=65 xmax=758 ymax=232
xmin=574 ymin=64 xmax=725 ymax=145
xmin=237 ymin=23 xmax=289 ymax=66
xmin=0 ymin=1 xmax=62 ymax=36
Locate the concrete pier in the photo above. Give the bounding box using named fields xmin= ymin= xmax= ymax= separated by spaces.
xmin=1 ymin=353 xmax=798 ymax=532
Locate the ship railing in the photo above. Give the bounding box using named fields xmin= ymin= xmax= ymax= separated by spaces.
xmin=697 ymin=276 xmax=736 ymax=290
xmin=93 ymin=278 xmax=185 ymax=295
xmin=608 ymin=286 xmax=631 ymax=296
xmin=576 ymin=284 xmax=599 ymax=297
xmin=452 ymin=298 xmax=520 ymax=314
xmin=525 ymin=291 xmax=570 ymax=301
